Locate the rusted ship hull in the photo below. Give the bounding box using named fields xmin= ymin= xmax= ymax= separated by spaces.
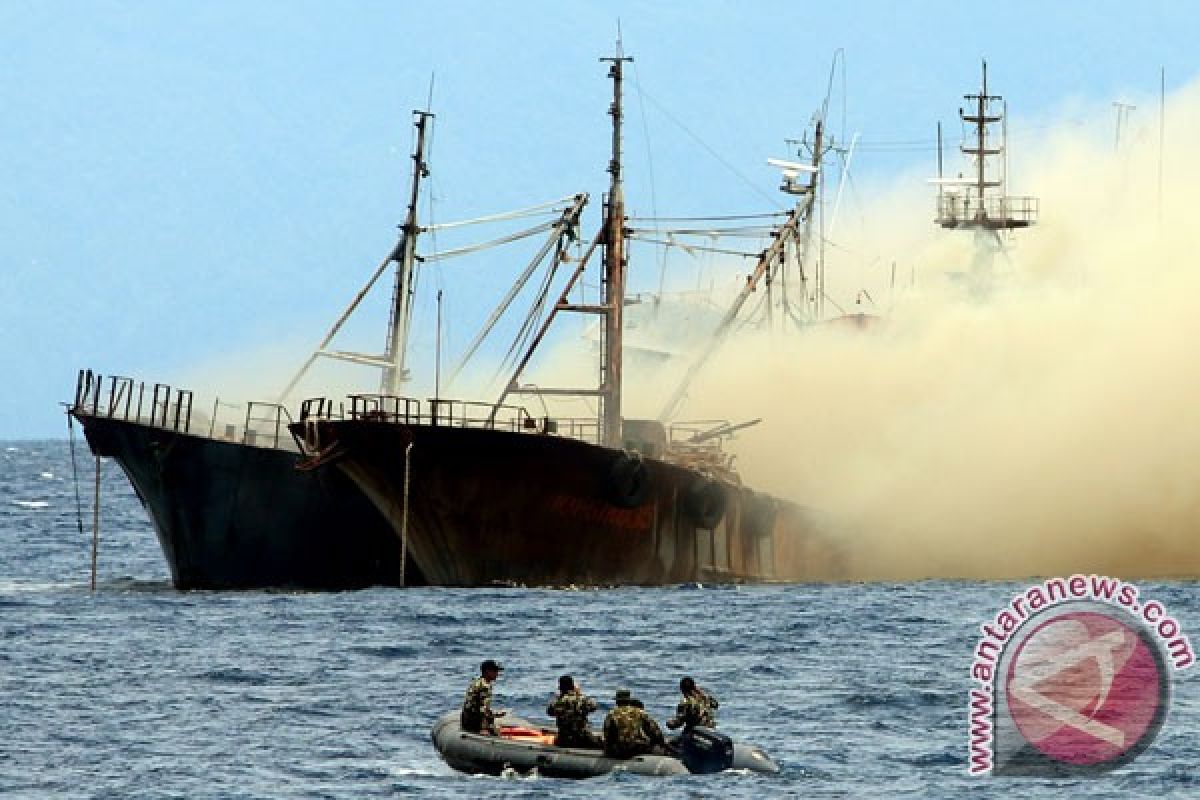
xmin=294 ymin=419 xmax=844 ymax=586
xmin=74 ymin=412 xmax=418 ymax=589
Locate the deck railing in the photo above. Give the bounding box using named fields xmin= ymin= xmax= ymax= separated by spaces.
xmin=299 ymin=393 xmax=604 ymax=444
xmin=72 ymin=368 xmax=295 ymax=451
xmin=297 ymin=395 xmax=733 ymax=454
xmin=936 ymin=194 xmax=1039 ymax=228
xmin=75 ymin=370 xmax=744 ymax=458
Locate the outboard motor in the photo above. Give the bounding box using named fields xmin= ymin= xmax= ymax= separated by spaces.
xmin=675 ymin=727 xmax=735 ymax=774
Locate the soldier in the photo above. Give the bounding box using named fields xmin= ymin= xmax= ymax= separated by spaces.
xmin=546 ymin=675 xmax=602 ymax=749
xmin=603 ymin=688 xmax=668 ymax=759
xmin=460 ymin=659 xmax=505 ymax=735
xmin=666 ymin=676 xmax=719 ymax=733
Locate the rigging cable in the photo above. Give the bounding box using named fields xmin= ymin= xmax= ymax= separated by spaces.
xmin=627 ymin=225 xmax=779 ymax=237
xmin=426 ymin=196 xmax=579 ymax=230
xmin=421 ymin=220 xmax=557 ymax=261
xmin=500 ymin=244 xmax=561 ymax=375
xmin=631 ymin=60 xmax=670 ymax=306
xmin=632 ymin=79 xmax=783 ymax=209
xmin=624 ymin=235 xmax=761 ymax=259
xmin=627 ymin=212 xmax=786 ymax=222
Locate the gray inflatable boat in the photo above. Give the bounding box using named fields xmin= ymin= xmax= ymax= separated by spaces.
xmin=430 ymin=711 xmax=780 ymax=778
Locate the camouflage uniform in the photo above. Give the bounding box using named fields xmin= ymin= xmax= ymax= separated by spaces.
xmin=546 ymin=690 xmax=602 ymax=748
xmin=667 ymin=689 xmax=718 ymax=732
xmin=460 ymin=676 xmax=497 ymax=734
xmin=603 ymin=705 xmax=667 ymax=759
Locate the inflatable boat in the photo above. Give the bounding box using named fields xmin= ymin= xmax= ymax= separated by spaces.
xmin=430 ymin=711 xmax=780 ymax=778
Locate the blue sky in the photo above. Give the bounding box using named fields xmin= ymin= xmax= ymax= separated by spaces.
xmin=2 ymin=0 xmax=1195 ymax=437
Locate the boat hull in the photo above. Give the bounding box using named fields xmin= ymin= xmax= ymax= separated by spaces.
xmin=76 ymin=412 xmax=417 ymax=589
xmin=430 ymin=711 xmax=778 ymax=777
xmin=295 ymin=419 xmax=845 ymax=586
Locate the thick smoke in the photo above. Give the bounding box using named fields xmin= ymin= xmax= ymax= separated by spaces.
xmin=657 ymin=82 xmax=1200 ymax=580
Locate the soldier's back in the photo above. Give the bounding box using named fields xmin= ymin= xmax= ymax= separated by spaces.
xmin=604 ymin=706 xmax=652 ymax=758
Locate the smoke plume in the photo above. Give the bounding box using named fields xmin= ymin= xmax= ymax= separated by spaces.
xmin=658 ymin=81 xmax=1200 ymax=580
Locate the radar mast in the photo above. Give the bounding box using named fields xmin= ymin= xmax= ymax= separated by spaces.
xmin=933 ymin=62 xmax=1038 ymax=289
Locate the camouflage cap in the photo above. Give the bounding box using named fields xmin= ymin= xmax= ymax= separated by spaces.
xmin=614 ymin=688 xmax=632 ymax=703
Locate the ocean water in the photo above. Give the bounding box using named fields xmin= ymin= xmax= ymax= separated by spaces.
xmin=2 ymin=439 xmax=1197 ymax=798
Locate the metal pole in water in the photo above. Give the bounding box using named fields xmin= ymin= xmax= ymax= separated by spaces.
xmin=400 ymin=441 xmax=413 ymax=587
xmin=91 ymin=455 xmax=100 ymax=591
xmin=435 ymin=289 xmax=443 ymax=401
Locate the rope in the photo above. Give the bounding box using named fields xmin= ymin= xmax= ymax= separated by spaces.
xmin=400 ymin=441 xmax=413 ymax=588
xmin=66 ymin=411 xmax=86 ymax=545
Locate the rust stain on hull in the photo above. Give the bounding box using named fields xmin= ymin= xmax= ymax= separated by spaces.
xmin=295 ymin=419 xmax=847 ymax=587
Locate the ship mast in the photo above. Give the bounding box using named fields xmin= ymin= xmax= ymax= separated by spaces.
xmin=599 ymin=46 xmax=632 ymax=447
xmin=658 ymin=125 xmax=822 ymax=422
xmin=490 ymin=43 xmax=630 ymax=447
xmin=933 ymin=62 xmax=1037 ymax=285
xmin=384 ymin=110 xmax=433 ymax=394
xmin=658 ymin=203 xmax=813 ymax=422
xmin=278 ymin=110 xmax=433 ymax=402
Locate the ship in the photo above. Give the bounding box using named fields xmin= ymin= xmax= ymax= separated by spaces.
xmin=67 ymin=109 xmax=587 ymax=589
xmin=290 ymin=46 xmax=849 ymax=586
xmin=71 ymin=369 xmax=410 ymax=589
xmin=65 ymin=110 xmax=443 ymax=589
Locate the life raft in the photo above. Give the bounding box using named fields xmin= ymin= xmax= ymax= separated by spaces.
xmin=430 ymin=711 xmax=779 ymax=778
